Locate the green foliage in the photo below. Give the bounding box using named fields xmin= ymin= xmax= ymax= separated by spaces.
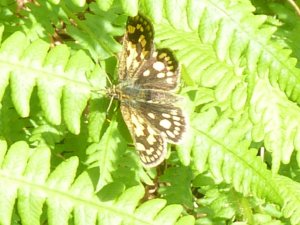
xmin=0 ymin=0 xmax=300 ymax=224
xmin=0 ymin=140 xmax=194 ymax=225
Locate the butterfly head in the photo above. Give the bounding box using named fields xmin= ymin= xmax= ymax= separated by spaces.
xmin=106 ymin=85 xmax=121 ymax=100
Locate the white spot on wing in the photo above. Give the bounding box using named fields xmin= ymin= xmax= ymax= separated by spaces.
xmin=173 ymin=116 xmax=181 ymax=121
xmin=159 ymin=119 xmax=172 ymax=129
xmin=147 ymin=135 xmax=156 ymax=145
xmin=162 ymin=113 xmax=171 ymax=118
xmin=166 ymin=130 xmax=176 ymax=138
xmin=170 ymin=110 xmax=178 ymax=115
xmin=153 ymin=61 xmax=165 ymax=71
xmin=147 ymin=126 xmax=156 ymax=135
xmin=131 ymin=115 xmax=144 ymax=137
xmin=174 ymin=130 xmax=180 ymax=135
xmin=174 ymin=121 xmax=181 ymax=126
xmin=136 ymin=142 xmax=146 ymax=151
xmin=166 ymin=77 xmax=173 ymax=84
xmin=157 ymin=72 xmax=165 ymax=78
xmin=143 ymin=70 xmax=150 ymax=76
xmin=146 ymin=148 xmax=155 ymax=155
xmin=140 ymin=154 xmax=146 ymax=162
xmin=166 ymin=71 xmax=173 ymax=76
xmin=148 ymin=112 xmax=155 ymax=119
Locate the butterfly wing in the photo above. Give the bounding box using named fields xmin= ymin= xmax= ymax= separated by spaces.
xmin=131 ymin=99 xmax=187 ymax=144
xmin=119 ymin=15 xmax=180 ymax=91
xmin=120 ymin=104 xmax=167 ymax=167
xmin=118 ymin=15 xmax=154 ymax=80
xmin=134 ymin=48 xmax=180 ymax=91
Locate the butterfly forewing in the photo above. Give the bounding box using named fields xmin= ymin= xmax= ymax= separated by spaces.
xmin=135 ymin=48 xmax=180 ymax=91
xmin=118 ymin=15 xmax=154 ymax=80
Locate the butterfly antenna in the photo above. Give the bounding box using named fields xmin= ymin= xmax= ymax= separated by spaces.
xmin=105 ymin=71 xmax=113 ymax=86
xmin=106 ymin=94 xmax=115 ymax=114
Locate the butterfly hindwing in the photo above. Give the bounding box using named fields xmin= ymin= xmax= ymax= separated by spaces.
xmin=130 ymin=100 xmax=187 ymax=144
xmin=120 ymin=104 xmax=167 ymax=167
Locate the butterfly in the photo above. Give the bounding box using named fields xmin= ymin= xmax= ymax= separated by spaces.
xmin=107 ymin=14 xmax=187 ymax=167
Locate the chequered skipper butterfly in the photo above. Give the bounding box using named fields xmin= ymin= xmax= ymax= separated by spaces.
xmin=107 ymin=14 xmax=187 ymax=167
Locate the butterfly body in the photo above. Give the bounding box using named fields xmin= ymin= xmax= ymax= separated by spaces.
xmin=108 ymin=84 xmax=179 ymax=104
xmin=107 ymin=14 xmax=187 ymax=167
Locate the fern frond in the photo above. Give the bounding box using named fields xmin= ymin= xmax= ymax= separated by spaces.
xmin=190 ymin=104 xmax=300 ymax=222
xmin=47 ymin=0 xmax=138 ymax=16
xmin=158 ymin=166 xmax=193 ymax=208
xmin=274 ymin=175 xmax=300 ymax=225
xmin=0 ymin=31 xmax=102 ymax=134
xmin=97 ymin=0 xmax=114 ymax=11
xmin=120 ymin=0 xmax=139 ymax=16
xmin=65 ymin=3 xmax=124 ymax=60
xmin=274 ymin=176 xmax=300 ymax=224
xmin=86 ymin=117 xmax=126 ymax=190
xmin=153 ymin=0 xmax=300 ymax=172
xmin=95 ymin=0 xmax=138 ymax=16
xmin=192 ymin=108 xmax=282 ymax=204
xmin=0 ymin=139 xmax=193 ymax=225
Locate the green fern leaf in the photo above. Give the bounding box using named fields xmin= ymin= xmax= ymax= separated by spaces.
xmin=153 ymin=0 xmax=300 ymax=173
xmin=0 ymin=31 xmax=98 ymax=134
xmin=70 ymin=0 xmax=85 ymax=7
xmin=140 ymin=0 xmax=163 ymax=22
xmin=0 ymin=141 xmax=31 ymax=225
xmin=62 ymin=50 xmax=92 ymax=134
xmin=192 ymin=108 xmax=282 ymax=204
xmin=154 ymin=204 xmax=183 ymax=225
xmin=159 ymin=166 xmax=193 ymax=208
xmin=274 ymin=175 xmax=300 ymax=225
xmin=86 ymin=117 xmax=126 ymax=190
xmin=37 ymin=44 xmax=69 ymax=125
xmin=120 ymin=0 xmax=139 ymax=16
xmin=18 ymin=145 xmax=51 ymax=225
xmin=46 ymin=157 xmax=79 ymax=225
xmin=66 ymin=4 xmax=123 ymax=60
xmin=174 ymin=215 xmax=195 ymax=225
xmin=0 ymin=140 xmax=191 ymax=225
xmin=71 ymin=172 xmax=98 ymax=225
xmin=96 ymin=0 xmax=114 ymax=11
